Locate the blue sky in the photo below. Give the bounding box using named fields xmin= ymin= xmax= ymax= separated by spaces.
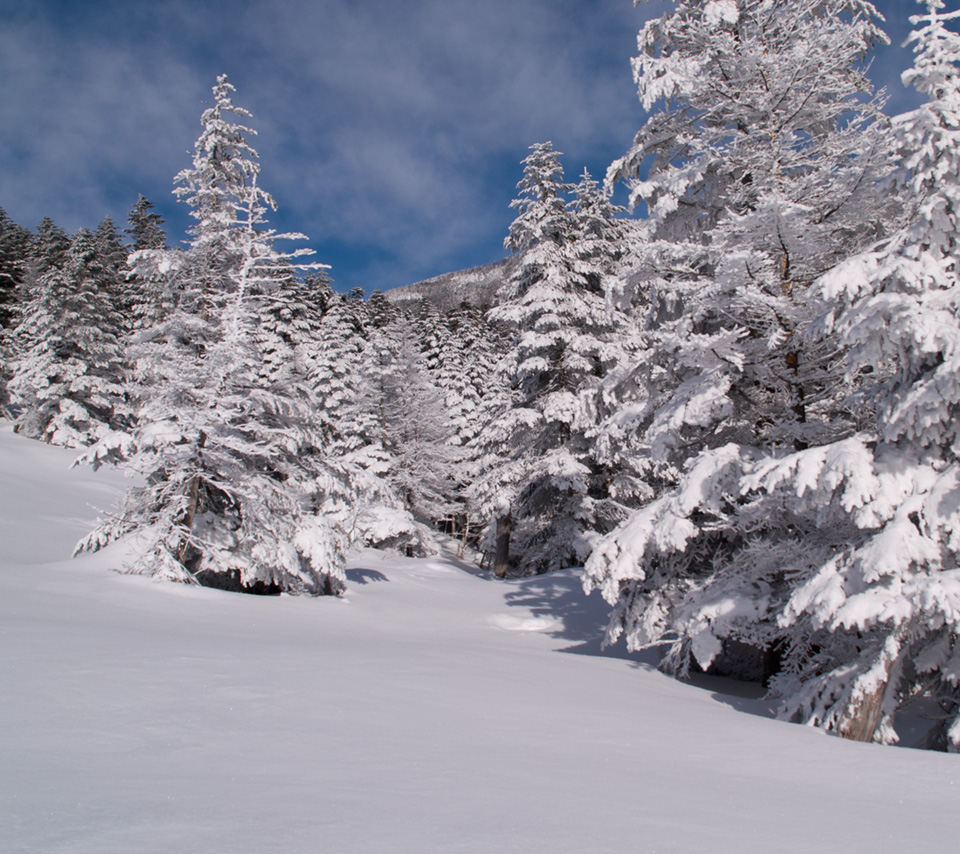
xmin=0 ymin=0 xmax=937 ymax=294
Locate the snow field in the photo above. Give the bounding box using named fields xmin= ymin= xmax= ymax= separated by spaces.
xmin=0 ymin=426 xmax=956 ymax=854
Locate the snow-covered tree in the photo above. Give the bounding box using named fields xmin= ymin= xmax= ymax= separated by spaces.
xmin=585 ymin=0 xmax=896 ymax=692
xmin=309 ymin=289 xmax=368 ymax=444
xmin=586 ymin=0 xmax=960 ymax=750
xmin=601 ymin=0 xmax=891 ymax=454
xmin=738 ymin=0 xmax=960 ymax=748
xmin=77 ymin=75 xmax=350 ymax=596
xmin=123 ymin=196 xmax=172 ymax=330
xmin=471 ymin=143 xmax=629 ymax=576
xmin=376 ymin=318 xmax=461 ymax=529
xmin=420 ymin=300 xmax=512 ymax=451
xmin=337 ymin=314 xmax=461 ymax=554
xmin=0 ymin=208 xmax=32 ymax=412
xmin=125 ymin=194 xmax=167 ymax=252
xmin=7 ymin=229 xmax=130 ymax=446
xmin=31 ymin=217 xmax=70 ymax=275
xmin=256 ymin=268 xmax=332 ymax=386
xmin=0 ymin=207 xmax=31 ymax=331
xmin=409 ymin=300 xmax=511 ymax=548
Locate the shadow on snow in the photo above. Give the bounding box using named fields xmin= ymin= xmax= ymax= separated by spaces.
xmin=502 ymin=568 xmax=777 ymax=720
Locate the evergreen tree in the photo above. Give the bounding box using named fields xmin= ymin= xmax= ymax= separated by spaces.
xmin=93 ymin=217 xmax=126 ymax=277
xmin=78 ymin=75 xmax=350 ymax=596
xmin=329 ymin=316 xmax=447 ymax=555
xmin=125 ymin=194 xmax=167 ymax=251
xmin=309 ymin=291 xmax=368 ymax=446
xmin=32 ymin=217 xmax=70 ymax=274
xmin=7 ymin=229 xmax=129 ymax=446
xmin=585 ymin=0 xmax=894 ymax=690
xmin=0 ymin=208 xmax=33 ymax=412
xmin=0 ymin=207 xmax=32 ymax=331
xmin=92 ymin=217 xmax=131 ymax=326
xmin=471 ymin=143 xmax=628 ymax=576
xmin=124 ymin=196 xmax=171 ymax=330
xmin=256 ymin=268 xmax=331 ymax=386
xmin=702 ymin=0 xmax=960 ymax=748
xmin=368 ymin=289 xmax=400 ymax=329
xmin=370 ymin=318 xmax=461 ymax=533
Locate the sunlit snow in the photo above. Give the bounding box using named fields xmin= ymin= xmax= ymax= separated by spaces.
xmin=1 ymin=424 xmax=956 ymax=854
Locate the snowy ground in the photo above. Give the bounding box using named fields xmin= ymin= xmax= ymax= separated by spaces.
xmin=1 ymin=424 xmax=957 ymax=854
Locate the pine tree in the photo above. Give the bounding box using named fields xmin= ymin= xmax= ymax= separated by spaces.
xmin=368 ymin=289 xmax=400 ymax=329
xmin=709 ymin=0 xmax=960 ymax=748
xmin=32 ymin=217 xmax=70 ymax=275
xmin=125 ymin=194 xmax=167 ymax=251
xmin=256 ymin=268 xmax=331 ymax=386
xmin=309 ymin=290 xmax=368 ymax=447
xmin=7 ymin=229 xmax=130 ymax=446
xmin=0 ymin=208 xmax=33 ymax=413
xmin=77 ymin=75 xmax=350 ymax=596
xmin=471 ymin=143 xmax=629 ymax=576
xmin=372 ymin=318 xmax=461 ymax=532
xmin=329 ymin=315 xmax=451 ymax=555
xmin=0 ymin=207 xmax=32 ymax=331
xmin=124 ymin=196 xmax=171 ymax=330
xmin=585 ymin=0 xmax=895 ymax=687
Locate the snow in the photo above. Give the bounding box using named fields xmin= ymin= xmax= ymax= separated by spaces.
xmin=1 ymin=424 xmax=957 ymax=854
xmin=705 ymin=0 xmax=739 ymax=28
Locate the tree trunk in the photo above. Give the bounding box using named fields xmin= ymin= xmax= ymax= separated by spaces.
xmin=176 ymin=473 xmax=201 ymax=565
xmin=838 ymin=680 xmax=889 ymax=743
xmin=784 ymin=349 xmax=808 ymax=451
xmin=838 ymin=645 xmax=901 ymax=743
xmin=493 ymin=512 xmax=512 ymax=579
xmin=176 ymin=432 xmax=207 ymax=566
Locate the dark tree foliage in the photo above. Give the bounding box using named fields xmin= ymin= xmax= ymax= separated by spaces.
xmin=125 ymin=194 xmax=168 ymax=251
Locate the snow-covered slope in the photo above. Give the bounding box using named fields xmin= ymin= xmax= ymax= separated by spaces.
xmin=385 ymin=256 xmax=519 ymax=312
xmin=0 ymin=424 xmax=956 ymax=854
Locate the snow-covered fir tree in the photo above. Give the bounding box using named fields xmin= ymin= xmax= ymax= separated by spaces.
xmin=77 ymin=75 xmax=351 ymax=596
xmin=0 ymin=208 xmax=33 ymax=412
xmin=256 ymin=268 xmax=332 ymax=386
xmin=600 ymin=0 xmax=890 ymax=454
xmin=707 ymin=0 xmax=960 ymax=748
xmin=471 ymin=143 xmax=629 ymax=576
xmin=31 ymin=217 xmax=70 ymax=275
xmin=585 ymin=0 xmax=896 ymax=692
xmin=377 ymin=317 xmax=461 ymax=532
xmin=7 ymin=228 xmax=130 ymax=446
xmin=123 ymin=195 xmax=172 ymax=330
xmin=125 ymin=194 xmax=167 ymax=252
xmin=309 ymin=289 xmax=368 ymax=446
xmin=0 ymin=207 xmax=31 ymax=332
xmin=341 ymin=314 xmax=461 ymax=554
xmin=417 ymin=299 xmax=511 ymax=453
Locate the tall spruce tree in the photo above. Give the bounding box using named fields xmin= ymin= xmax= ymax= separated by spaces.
xmin=471 ymin=143 xmax=628 ymax=576
xmin=700 ymin=0 xmax=960 ymax=748
xmin=125 ymin=194 xmax=167 ymax=251
xmin=585 ymin=0 xmax=894 ymax=691
xmin=78 ymin=75 xmax=350 ymax=596
xmin=0 ymin=208 xmax=33 ymax=412
xmin=32 ymin=217 xmax=70 ymax=275
xmin=0 ymin=207 xmax=31 ymax=331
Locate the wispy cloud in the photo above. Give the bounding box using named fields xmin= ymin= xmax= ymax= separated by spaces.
xmin=0 ymin=0 xmax=931 ymax=291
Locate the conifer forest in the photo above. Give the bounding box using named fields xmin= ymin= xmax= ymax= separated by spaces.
xmin=5 ymin=0 xmax=960 ymax=753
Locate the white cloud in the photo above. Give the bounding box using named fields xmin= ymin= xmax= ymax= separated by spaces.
xmin=8 ymin=0 xmax=921 ymax=292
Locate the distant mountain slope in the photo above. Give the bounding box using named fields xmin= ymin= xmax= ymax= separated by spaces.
xmin=386 ymin=256 xmax=520 ymax=312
